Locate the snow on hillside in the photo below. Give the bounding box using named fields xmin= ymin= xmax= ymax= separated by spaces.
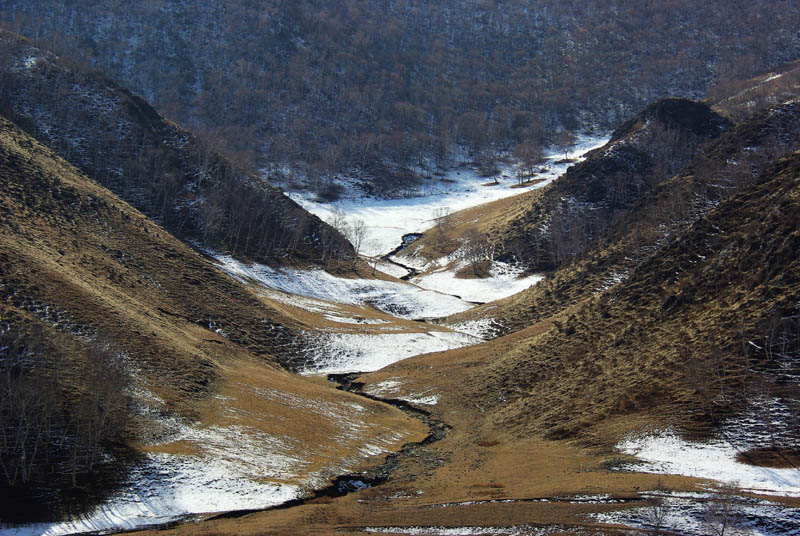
xmin=215 ymin=255 xmax=474 ymax=319
xmin=594 ymin=491 xmax=800 ymax=536
xmin=617 ymin=430 xmax=800 ymax=497
xmin=298 ymin=330 xmax=481 ymax=374
xmin=289 ymin=135 xmax=608 ymax=257
xmin=364 ymin=378 xmax=441 ymax=406
xmin=2 ymin=387 xmax=412 ymax=536
xmin=410 ymin=260 xmax=544 ymax=304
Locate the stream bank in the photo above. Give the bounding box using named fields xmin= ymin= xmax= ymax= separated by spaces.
xmin=199 ymin=372 xmax=450 ymax=525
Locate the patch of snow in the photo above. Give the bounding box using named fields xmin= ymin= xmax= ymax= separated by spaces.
xmin=411 ymin=261 xmax=543 ymax=304
xmin=323 ymin=314 xmax=390 ymax=325
xmin=617 ymin=430 xmax=800 ymax=497
xmin=289 ymin=135 xmax=608 ymax=257
xmin=3 ymin=431 xmax=302 ymax=536
xmin=402 ymin=394 xmax=441 ymax=405
xmin=364 ymin=378 xmax=405 ymax=397
xmin=215 ymin=255 xmax=473 ymax=319
xmin=371 ymin=259 xmax=413 ymax=279
xmin=2 ymin=380 xmax=417 ymax=536
xmin=299 ymin=331 xmax=482 ymax=374
xmin=594 ymin=491 xmax=800 ymax=536
xmin=762 ymin=73 xmax=784 ymax=84
xmin=597 ymin=269 xmax=629 ymax=292
xmin=364 ymin=379 xmax=441 ymax=405
xmin=391 ymin=252 xmax=438 ymax=272
xmin=446 ymin=318 xmax=504 ymax=340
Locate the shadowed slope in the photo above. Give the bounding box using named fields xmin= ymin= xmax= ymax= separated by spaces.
xmin=0 ymin=29 xmax=351 ymax=264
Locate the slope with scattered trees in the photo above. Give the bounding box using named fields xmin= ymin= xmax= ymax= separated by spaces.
xmin=474 ymin=148 xmax=800 ymax=441
xmin=2 ymin=1 xmax=800 ymax=193
xmin=403 ymin=98 xmax=729 ymax=272
xmin=0 ymin=114 xmax=422 ymax=521
xmin=444 ymin=97 xmax=800 ymax=336
xmin=0 ymin=30 xmax=352 ymax=264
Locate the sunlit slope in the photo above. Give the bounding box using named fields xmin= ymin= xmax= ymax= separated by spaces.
xmin=0 ymin=115 xmax=426 ymax=524
xmin=364 ymin=149 xmax=800 ymax=446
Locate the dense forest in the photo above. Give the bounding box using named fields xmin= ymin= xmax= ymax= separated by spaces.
xmin=3 ymin=0 xmax=800 ymax=196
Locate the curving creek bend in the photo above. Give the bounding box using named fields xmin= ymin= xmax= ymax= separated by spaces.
xmin=138 ymin=373 xmax=450 ymax=531
xmin=380 ymin=232 xmax=424 ymax=281
xmin=48 ymin=232 xmax=469 ymax=535
xmin=199 ymin=235 xmax=455 ymax=527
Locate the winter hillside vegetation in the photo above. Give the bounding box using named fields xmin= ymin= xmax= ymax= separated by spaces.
xmin=3 ymin=1 xmax=800 ymax=195
xmin=1 ymin=4 xmax=800 ymax=536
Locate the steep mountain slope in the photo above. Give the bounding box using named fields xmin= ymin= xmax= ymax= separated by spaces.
xmin=474 ymin=150 xmax=800 ymax=440
xmin=0 ymin=115 xmax=424 ymax=524
xmin=365 ymin=147 xmax=800 ymax=447
xmin=3 ymin=0 xmax=800 ymax=185
xmin=0 ymin=30 xmax=351 ymax=264
xmin=150 ymin=151 xmax=800 ymax=535
xmin=451 ymin=97 xmax=800 ymax=335
xmin=497 ymin=99 xmax=730 ymax=269
xmin=400 ymin=98 xmax=730 ymax=271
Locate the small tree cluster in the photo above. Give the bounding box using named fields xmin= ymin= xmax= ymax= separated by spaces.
xmin=461 ymin=229 xmax=493 ymax=277
xmin=328 ymin=208 xmax=367 ymax=267
xmin=0 ymin=324 xmax=132 ymax=520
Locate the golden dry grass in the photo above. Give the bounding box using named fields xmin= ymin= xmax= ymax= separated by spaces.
xmin=5 ymin=110 xmax=800 ymax=535
xmin=0 ymin=116 xmax=427 ymax=500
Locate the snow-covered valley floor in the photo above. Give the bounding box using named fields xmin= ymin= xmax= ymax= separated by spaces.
xmin=289 ymin=134 xmax=608 ymax=258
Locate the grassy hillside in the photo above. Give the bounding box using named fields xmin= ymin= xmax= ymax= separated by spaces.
xmin=0 ymin=115 xmax=425 ymax=521
xmin=374 ymin=149 xmax=800 ymax=449
xmin=145 ymin=152 xmax=800 ymax=534
xmin=0 ymin=29 xmax=351 ymax=264
xmin=477 ymin=151 xmax=800 ymax=441
xmin=444 ymin=98 xmax=800 ymax=336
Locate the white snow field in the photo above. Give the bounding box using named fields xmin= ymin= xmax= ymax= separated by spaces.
xmin=215 ymin=254 xmax=474 ymax=319
xmin=214 ymin=254 xmax=485 ymax=374
xmin=410 ymin=260 xmax=544 ymax=304
xmin=617 ymin=430 xmax=800 ymax=497
xmin=289 ymin=134 xmax=608 ymax=258
xmin=298 ymin=330 xmax=481 ymax=375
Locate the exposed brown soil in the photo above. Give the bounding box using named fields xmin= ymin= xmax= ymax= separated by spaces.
xmin=510 ymin=178 xmax=547 ymax=188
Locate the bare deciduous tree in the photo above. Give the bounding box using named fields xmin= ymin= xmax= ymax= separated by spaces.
xmin=433 ymin=207 xmax=452 ymax=246
xmin=345 ymin=218 xmax=367 ymax=268
xmin=702 ymin=483 xmax=746 ymax=536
